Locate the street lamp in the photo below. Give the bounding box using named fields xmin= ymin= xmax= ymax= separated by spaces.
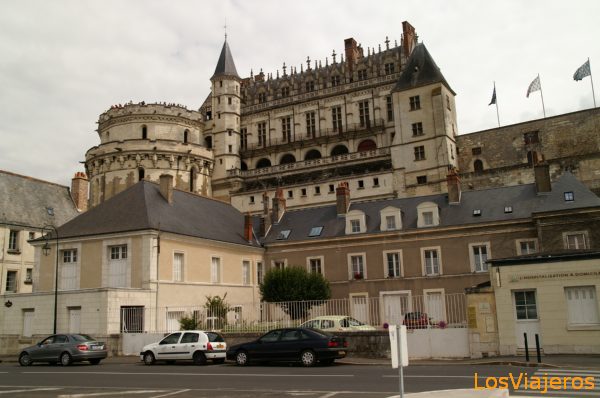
xmin=42 ymin=225 xmax=59 ymax=334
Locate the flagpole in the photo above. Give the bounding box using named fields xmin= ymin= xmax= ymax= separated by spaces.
xmin=538 ymin=74 xmax=547 ymax=117
xmin=494 ymin=81 xmax=501 ymax=127
xmin=589 ymin=58 xmax=597 ymax=108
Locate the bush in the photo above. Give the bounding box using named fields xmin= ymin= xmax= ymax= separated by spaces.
xmin=179 ymin=315 xmax=198 ymax=330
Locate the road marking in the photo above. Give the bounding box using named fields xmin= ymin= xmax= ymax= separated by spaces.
xmin=150 ymin=390 xmax=190 ymax=398
xmin=58 ymin=391 xmax=166 ymax=397
xmin=24 ymin=371 xmax=353 ymax=377
xmin=383 ymin=375 xmax=477 ymax=379
xmin=318 ymin=393 xmax=338 ymax=398
xmin=0 ymin=388 xmax=61 ymax=394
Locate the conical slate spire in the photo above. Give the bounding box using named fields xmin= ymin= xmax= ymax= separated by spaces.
xmin=212 ymin=40 xmax=239 ymax=79
xmin=392 ymin=44 xmax=454 ymax=94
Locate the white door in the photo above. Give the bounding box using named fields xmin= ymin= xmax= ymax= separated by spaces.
xmin=351 ymin=295 xmax=369 ymax=324
xmin=382 ymin=293 xmax=410 ymax=326
xmin=69 ymin=308 xmax=81 ymax=333
xmin=167 ymin=311 xmax=184 ymax=332
xmin=23 ymin=311 xmax=34 ymax=337
xmin=425 ymin=291 xmax=446 ymax=324
xmin=513 ymin=290 xmax=541 ymax=349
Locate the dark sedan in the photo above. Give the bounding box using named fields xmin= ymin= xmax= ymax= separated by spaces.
xmin=18 ymin=334 xmax=108 ymax=366
xmin=226 ymin=328 xmax=347 ymax=367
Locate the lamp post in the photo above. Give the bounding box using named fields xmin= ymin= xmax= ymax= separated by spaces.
xmin=42 ymin=225 xmax=59 ymax=334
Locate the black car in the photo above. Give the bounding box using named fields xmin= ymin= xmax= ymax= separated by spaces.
xmin=226 ymin=327 xmax=347 ymax=367
xmin=18 ymin=334 xmax=108 ymax=366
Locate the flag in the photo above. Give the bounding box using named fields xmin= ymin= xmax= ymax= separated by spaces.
xmin=526 ymin=76 xmax=541 ymax=98
xmin=488 ymin=86 xmax=496 ymax=105
xmin=573 ymin=59 xmax=591 ymax=81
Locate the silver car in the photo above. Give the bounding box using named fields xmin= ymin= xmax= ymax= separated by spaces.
xmin=18 ymin=334 xmax=108 ymax=366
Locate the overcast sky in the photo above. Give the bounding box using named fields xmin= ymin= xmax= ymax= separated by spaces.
xmin=1 ymin=0 xmax=598 ymax=187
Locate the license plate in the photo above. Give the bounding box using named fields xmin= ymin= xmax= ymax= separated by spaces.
xmin=338 ymin=350 xmax=346 ymax=355
xmin=91 ymin=345 xmax=104 ymax=351
xmin=215 ymin=344 xmax=224 ymax=349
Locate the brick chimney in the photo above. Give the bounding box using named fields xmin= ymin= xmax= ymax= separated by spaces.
xmin=271 ymin=188 xmax=286 ymax=224
xmin=402 ymin=21 xmax=417 ymax=58
xmin=70 ymin=172 xmax=89 ymax=212
xmin=534 ymin=163 xmax=551 ymax=194
xmin=336 ymin=182 xmax=350 ymax=216
xmin=159 ymin=174 xmax=174 ymax=204
xmin=243 ymin=213 xmax=253 ymax=243
xmin=260 ymin=191 xmax=271 ymax=236
xmin=447 ymin=169 xmax=461 ymax=205
xmin=344 ymin=38 xmax=360 ymax=74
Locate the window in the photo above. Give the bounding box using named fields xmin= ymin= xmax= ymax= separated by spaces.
xmin=386 ymin=96 xmax=394 ymax=121
xmin=473 ymin=209 xmax=482 ymax=216
xmin=358 ymin=100 xmax=370 ymax=127
xmin=517 ymin=239 xmax=537 ymax=255
xmin=306 ymin=112 xmax=316 ymax=138
xmin=423 ymin=248 xmax=441 ymax=276
xmin=414 ymin=145 xmax=425 ymax=161
xmin=358 ymin=180 xmax=364 ymax=189
xmin=241 ymin=128 xmax=248 ymax=150
xmin=28 ymin=232 xmax=35 ymax=240
xmin=211 ymin=257 xmax=221 ymax=283
xmin=314 ymin=186 xmax=321 ymax=195
xmin=228 ymin=97 xmax=232 ymax=105
xmin=281 ymin=86 xmax=290 ymax=97
xmin=386 ymin=215 xmax=396 ymax=230
xmin=470 ymin=243 xmax=489 ymax=272
xmin=412 ymin=122 xmax=423 ymax=136
xmin=409 ymin=95 xmax=421 ymax=110
xmin=61 ymin=249 xmax=78 ymax=290
xmin=417 ymin=202 xmax=439 ymax=228
xmin=523 ymin=131 xmax=539 ymax=144
xmin=258 ymin=92 xmax=266 ymax=103
xmin=5 ymin=270 xmax=17 ymax=293
xmin=282 ymin=117 xmax=292 ymax=142
xmin=565 ymin=286 xmax=600 ymax=326
xmin=331 ymin=75 xmax=341 ymax=87
xmin=257 ymin=122 xmax=267 ymax=147
xmin=504 ymin=206 xmax=513 ymax=213
xmin=332 ymin=106 xmax=343 ymax=132
xmin=308 ymin=226 xmax=323 ymax=237
xmin=287 ymin=190 xmax=293 ymax=199
xmin=423 ymin=212 xmax=434 ymax=226
xmin=142 ymin=125 xmax=147 ymax=139
xmin=565 ymin=232 xmax=587 ymax=250
xmin=108 ymin=244 xmax=128 ymax=287
xmin=385 ymin=252 xmax=402 ymax=278
xmin=350 ymin=219 xmax=361 ymax=233
xmin=329 ymin=184 xmax=335 ymax=193
xmin=62 ymin=249 xmax=77 ymax=264
xmin=173 ymin=253 xmax=184 ymax=282
xmin=305 ymin=81 xmax=315 ymax=92
xmin=228 ymin=144 xmax=232 ymax=153
xmin=514 ymin=291 xmax=537 ymax=320
xmin=384 ymin=63 xmax=395 ymax=75
xmin=242 ymin=260 xmax=251 ymax=285
xmin=472 ymin=147 xmax=482 ymax=155
xmin=371 ymin=178 xmax=379 ymax=188
xmin=349 ymin=254 xmax=365 ymax=279
xmin=308 ymin=257 xmax=322 ymax=275
xmin=120 ymin=306 xmax=144 ymax=333
xmin=25 ymin=268 xmax=32 ymax=283
xmin=249 ymin=196 xmax=255 ymax=204
xmin=273 ymin=260 xmax=286 ymax=270
xmin=184 ymin=130 xmax=189 ymax=143
xmin=564 ymin=191 xmax=574 ymax=202
xmin=256 ymin=261 xmax=264 ymax=284
xmin=277 ymin=230 xmax=291 ymax=240
xmin=357 ymin=69 xmax=367 ymax=81
xmin=8 ymin=230 xmax=19 ymax=251
xmin=301 ymin=188 xmax=307 ymax=197
xmin=110 ymin=245 xmax=127 ymax=260
xmin=417 ymin=175 xmax=427 ymax=185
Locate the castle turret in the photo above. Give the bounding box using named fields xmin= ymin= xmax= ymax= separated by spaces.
xmin=210 ymin=39 xmax=242 ymax=198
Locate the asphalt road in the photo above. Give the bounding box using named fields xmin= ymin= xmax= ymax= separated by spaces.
xmin=0 ymin=361 xmax=544 ymax=398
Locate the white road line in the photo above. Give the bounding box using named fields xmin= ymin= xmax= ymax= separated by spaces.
xmin=318 ymin=392 xmax=338 ymax=398
xmin=58 ymin=391 xmax=165 ymax=398
xmin=24 ymin=371 xmax=352 ymax=377
xmin=0 ymin=388 xmax=61 ymax=394
xmin=149 ymin=390 xmax=190 ymax=398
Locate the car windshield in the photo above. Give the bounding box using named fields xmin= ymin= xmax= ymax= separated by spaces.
xmin=205 ymin=332 xmax=224 ymax=342
xmin=71 ymin=334 xmax=95 ymax=342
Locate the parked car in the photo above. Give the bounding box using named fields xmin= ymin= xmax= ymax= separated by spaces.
xmin=140 ymin=330 xmax=226 ymax=365
xmin=402 ymin=312 xmax=430 ymax=329
xmin=299 ymin=316 xmax=376 ymax=332
xmin=18 ymin=334 xmax=107 ymax=366
xmin=226 ymin=327 xmax=347 ymax=367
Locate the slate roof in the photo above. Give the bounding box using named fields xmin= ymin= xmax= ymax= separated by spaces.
xmin=392 ymin=44 xmax=455 ymax=94
xmin=46 ymin=181 xmax=258 ymax=247
xmin=264 ymin=173 xmax=600 ymax=244
xmin=0 ymin=170 xmax=79 ymax=229
xmin=212 ymin=40 xmax=239 ymax=79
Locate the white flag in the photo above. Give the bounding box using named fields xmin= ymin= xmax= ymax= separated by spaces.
xmin=526 ymin=76 xmax=541 ymax=98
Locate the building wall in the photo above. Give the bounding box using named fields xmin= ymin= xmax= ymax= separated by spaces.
xmin=493 ymin=259 xmax=600 ymax=355
xmin=0 ymin=227 xmax=40 ymax=295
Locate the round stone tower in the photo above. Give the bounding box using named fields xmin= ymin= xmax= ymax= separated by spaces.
xmin=85 ymin=102 xmax=213 ymax=208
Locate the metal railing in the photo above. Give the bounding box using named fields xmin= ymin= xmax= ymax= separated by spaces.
xmin=119 ymin=293 xmax=467 ymax=334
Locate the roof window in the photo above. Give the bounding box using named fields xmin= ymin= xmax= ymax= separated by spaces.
xmin=308 ymin=226 xmax=323 ymax=237
xmin=277 ymin=230 xmax=291 ymax=240
xmin=564 ymin=192 xmax=574 ymax=202
xmin=504 ymin=206 xmax=513 ymax=213
xmin=473 ymin=209 xmax=482 ymax=216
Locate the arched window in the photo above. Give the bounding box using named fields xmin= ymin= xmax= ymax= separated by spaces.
xmin=142 ymin=125 xmax=147 ymax=140
xmin=357 ymin=139 xmax=376 ymax=152
xmin=473 ymin=159 xmax=484 ymax=173
xmin=138 ymin=167 xmax=145 ymax=181
xmin=304 ymin=149 xmax=322 ymax=160
xmin=240 ymin=161 xmax=248 ymax=171
xmin=189 ymin=167 xmax=197 ymax=192
xmin=280 ymin=153 xmax=296 ymax=164
xmin=256 ymin=158 xmax=272 ymax=169
xmin=205 ymin=136 xmax=212 ymax=149
xmin=184 ymin=130 xmax=189 ymax=144
xmin=331 ymin=145 xmax=349 ymax=156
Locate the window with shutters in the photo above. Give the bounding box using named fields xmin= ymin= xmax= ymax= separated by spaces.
xmin=211 ymin=257 xmax=221 ymax=283
xmin=61 ymin=249 xmax=79 ymax=290
xmin=565 ymin=286 xmax=600 ymax=326
xmin=173 ymin=253 xmax=184 ymax=282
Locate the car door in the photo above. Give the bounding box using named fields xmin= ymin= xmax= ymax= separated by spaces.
xmin=30 ymin=336 xmax=56 ymax=361
xmin=277 ymin=329 xmax=303 ymax=360
xmin=179 ymin=332 xmax=201 ymax=359
xmin=156 ymin=332 xmax=182 ymax=360
xmin=251 ymin=330 xmax=282 ymax=360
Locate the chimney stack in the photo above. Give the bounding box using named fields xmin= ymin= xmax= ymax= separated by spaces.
xmin=159 ymin=174 xmax=174 ymax=204
xmin=344 ymin=38 xmax=360 ymax=74
xmin=71 ymin=172 xmax=89 ymax=212
xmin=336 ymin=182 xmax=351 ymax=216
xmin=447 ymin=169 xmax=461 ymax=205
xmin=271 ymin=188 xmax=286 ymax=224
xmin=402 ymin=21 xmax=417 ymax=58
xmin=243 ymin=213 xmax=253 ymax=243
xmin=534 ymin=163 xmax=551 ymax=194
xmin=260 ymin=191 xmax=271 ymax=237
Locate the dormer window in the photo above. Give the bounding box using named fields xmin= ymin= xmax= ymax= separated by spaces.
xmin=423 ymin=212 xmax=434 ymax=226
xmin=345 ymin=210 xmax=366 ymax=234
xmin=380 ymin=206 xmax=402 ymax=231
xmin=350 ymin=219 xmax=360 ymax=233
xmin=564 ymin=192 xmax=574 ymax=202
xmin=308 ymin=226 xmax=323 ymax=237
xmin=504 ymin=206 xmax=513 ymax=213
xmin=473 ymin=209 xmax=482 ymax=216
xmin=417 ymin=202 xmax=440 ymax=228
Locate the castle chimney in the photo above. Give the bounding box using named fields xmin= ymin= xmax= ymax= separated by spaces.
xmin=260 ymin=191 xmax=271 ymax=236
xmin=534 ymin=163 xmax=551 ymax=194
xmin=344 ymin=38 xmax=360 ymax=74
xmin=271 ymin=188 xmax=286 ymax=224
xmin=447 ymin=169 xmax=461 ymax=205
xmin=70 ymin=172 xmax=89 ymax=212
xmin=336 ymin=182 xmax=351 ymax=216
xmin=159 ymin=174 xmax=174 ymax=204
xmin=402 ymin=21 xmax=417 ymax=58
xmin=243 ymin=213 xmax=253 ymax=243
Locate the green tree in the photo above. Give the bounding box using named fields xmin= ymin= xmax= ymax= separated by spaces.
xmin=204 ymin=293 xmax=230 ymax=330
xmin=260 ymin=266 xmax=331 ymax=319
xmin=179 ymin=315 xmax=198 ymax=330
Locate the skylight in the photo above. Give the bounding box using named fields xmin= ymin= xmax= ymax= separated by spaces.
xmin=473 ymin=209 xmax=481 ymax=216
xmin=277 ymin=230 xmax=291 ymax=240
xmin=308 ymin=226 xmax=323 ymax=237
xmin=564 ymin=192 xmax=574 ymax=202
xmin=504 ymin=206 xmax=513 ymax=214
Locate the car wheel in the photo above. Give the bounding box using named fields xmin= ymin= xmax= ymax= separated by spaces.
xmin=89 ymin=359 xmax=101 ymax=365
xmin=18 ymin=352 xmax=32 ymax=367
xmin=60 ymin=352 xmax=72 ymax=366
xmin=143 ymin=351 xmax=155 ymax=366
xmin=235 ymin=350 xmax=249 ymax=366
xmin=212 ymin=358 xmax=225 ymax=364
xmin=192 ymin=351 xmax=207 ymax=366
xmin=300 ymin=350 xmax=316 ymax=367
xmin=320 ymin=358 xmax=334 ymax=366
